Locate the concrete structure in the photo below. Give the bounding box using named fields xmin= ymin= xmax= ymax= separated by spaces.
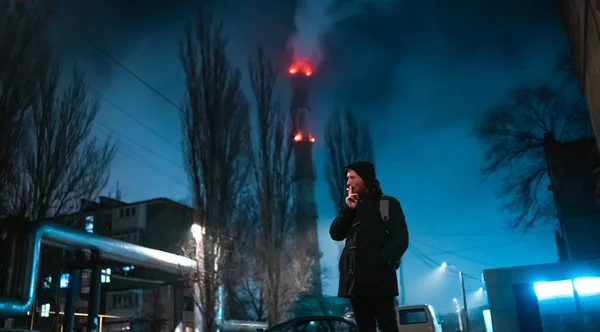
xmin=288 ymin=60 xmax=322 ymax=295
xmin=559 ymin=0 xmax=600 ymax=152
xmin=484 ymin=259 xmax=600 ymax=332
xmin=30 ymin=197 xmax=195 ymax=331
xmin=544 ymin=135 xmax=600 ymax=261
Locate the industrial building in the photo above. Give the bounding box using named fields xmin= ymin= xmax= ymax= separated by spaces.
xmin=17 ymin=197 xmax=196 ymax=331
xmin=483 ymin=135 xmax=600 ymax=331
xmin=484 ymin=259 xmax=600 ymax=331
xmin=559 ymin=0 xmax=600 ymax=152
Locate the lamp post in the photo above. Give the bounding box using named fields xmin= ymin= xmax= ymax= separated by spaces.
xmin=452 ymin=298 xmax=463 ymax=332
xmin=442 ymin=262 xmax=469 ymax=332
xmin=191 ymin=224 xmax=204 ymax=332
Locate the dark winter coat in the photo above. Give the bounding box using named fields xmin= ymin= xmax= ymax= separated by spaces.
xmin=329 ymin=195 xmax=409 ymax=298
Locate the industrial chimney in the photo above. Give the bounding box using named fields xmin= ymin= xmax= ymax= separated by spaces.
xmin=288 ymin=60 xmax=322 ymax=296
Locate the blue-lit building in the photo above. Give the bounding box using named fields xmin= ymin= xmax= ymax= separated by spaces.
xmin=484 ymin=259 xmax=600 ymax=332
xmin=483 ymin=136 xmax=600 ymax=331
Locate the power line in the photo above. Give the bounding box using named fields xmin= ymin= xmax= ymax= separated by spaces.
xmin=94 ymin=121 xmax=185 ymax=171
xmin=411 ymin=238 xmax=499 ymax=269
xmin=95 ymin=126 xmax=188 ymax=188
xmin=408 ymin=245 xmax=483 ymax=284
xmin=408 ymin=246 xmax=439 ymax=269
xmin=94 ymin=91 xmax=181 ymax=150
xmin=56 ymin=14 xmax=183 ymax=113
xmin=428 ymin=238 xmax=552 ymax=257
xmin=412 ymin=230 xmax=553 ymax=236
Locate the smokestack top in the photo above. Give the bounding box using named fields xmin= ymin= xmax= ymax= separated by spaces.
xmin=288 ymin=60 xmax=313 ymax=76
xmin=293 ymin=132 xmax=316 ymax=144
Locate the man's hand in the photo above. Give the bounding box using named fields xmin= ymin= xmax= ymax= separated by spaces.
xmin=345 ymin=186 xmax=359 ymax=209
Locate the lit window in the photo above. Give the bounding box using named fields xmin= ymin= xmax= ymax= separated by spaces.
xmin=40 ymin=303 xmax=50 ymax=317
xmin=85 ymin=216 xmax=94 ymax=233
xmin=533 ymin=280 xmax=574 ymax=301
xmin=122 ymin=265 xmax=135 ymax=272
xmin=43 ymin=276 xmax=52 ymax=289
xmin=60 ymin=273 xmax=69 ymax=288
xmin=573 ymin=277 xmax=600 ymax=297
xmin=101 ymin=268 xmax=111 ymax=283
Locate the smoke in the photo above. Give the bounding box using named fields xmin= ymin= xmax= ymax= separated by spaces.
xmin=288 ymin=0 xmax=334 ymax=69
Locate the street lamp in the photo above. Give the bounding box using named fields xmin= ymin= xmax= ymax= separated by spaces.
xmin=452 ymin=298 xmax=463 ymax=332
xmin=190 ymin=224 xmax=204 ymax=332
xmin=441 ymin=263 xmax=469 ymax=332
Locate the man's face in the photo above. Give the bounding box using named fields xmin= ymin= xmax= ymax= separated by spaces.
xmin=346 ymin=169 xmax=366 ymax=194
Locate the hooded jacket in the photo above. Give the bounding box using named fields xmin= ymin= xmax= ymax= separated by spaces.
xmin=329 ymin=164 xmax=409 ymax=298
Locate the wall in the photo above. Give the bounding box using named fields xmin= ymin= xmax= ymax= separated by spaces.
xmin=560 ymin=0 xmax=600 ymax=152
xmin=484 ymin=260 xmax=600 ymax=332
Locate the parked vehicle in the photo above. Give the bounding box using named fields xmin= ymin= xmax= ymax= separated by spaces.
xmin=343 ymin=304 xmax=443 ymax=332
xmin=395 ymin=304 xmax=443 ymax=332
xmin=260 ymin=315 xmax=357 ymax=332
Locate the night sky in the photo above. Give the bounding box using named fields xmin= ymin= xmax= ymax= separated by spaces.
xmin=48 ymin=0 xmax=564 ymax=313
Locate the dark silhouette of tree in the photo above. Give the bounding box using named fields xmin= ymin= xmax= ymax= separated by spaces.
xmin=247 ymin=47 xmax=313 ymax=325
xmin=474 ymin=56 xmax=592 ymax=231
xmin=324 ymin=107 xmax=374 ymax=212
xmin=0 ymin=1 xmax=117 ymax=221
xmin=107 ymin=181 xmax=126 ymax=201
xmin=0 ymin=0 xmax=50 ymax=216
xmin=179 ymin=7 xmax=252 ymax=332
xmin=4 ymin=68 xmax=118 ymax=221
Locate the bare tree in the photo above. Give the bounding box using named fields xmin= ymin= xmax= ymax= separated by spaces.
xmin=3 ymin=66 xmax=117 ymax=221
xmin=107 ymin=181 xmax=126 ymax=201
xmin=248 ymin=47 xmax=314 ymax=325
xmin=0 ymin=0 xmax=51 ymax=216
xmin=179 ymin=7 xmax=252 ymax=332
xmin=474 ymin=75 xmax=592 ymax=230
xmin=325 ymin=107 xmax=374 ymax=212
xmin=139 ymin=286 xmax=170 ymax=332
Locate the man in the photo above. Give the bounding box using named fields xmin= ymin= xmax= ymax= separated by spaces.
xmin=330 ymin=161 xmax=409 ymax=332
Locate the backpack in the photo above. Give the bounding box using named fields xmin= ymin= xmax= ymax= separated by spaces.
xmin=379 ymin=195 xmax=402 ymax=270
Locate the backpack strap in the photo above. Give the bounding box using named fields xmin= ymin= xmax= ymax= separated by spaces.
xmin=380 ymin=195 xmax=390 ymax=222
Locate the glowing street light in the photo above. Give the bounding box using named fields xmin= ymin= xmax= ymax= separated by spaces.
xmin=441 ymin=262 xmax=469 ymax=332
xmin=452 ymin=298 xmax=463 ymax=332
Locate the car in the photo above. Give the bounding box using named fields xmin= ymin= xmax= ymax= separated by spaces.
xmin=343 ymin=304 xmax=443 ymax=332
xmin=395 ymin=304 xmax=443 ymax=332
xmin=261 ymin=315 xmax=358 ymax=332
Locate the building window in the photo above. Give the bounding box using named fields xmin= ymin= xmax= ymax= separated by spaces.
xmin=110 ymin=291 xmax=140 ymax=309
xmin=85 ymin=216 xmax=94 ymax=233
xmin=60 ymin=273 xmax=69 ymax=288
xmin=43 ymin=276 xmax=52 ymax=289
xmin=101 ymin=268 xmax=111 ymax=283
xmin=119 ymin=206 xmax=137 ymax=218
xmin=113 ymin=229 xmax=141 ymax=245
xmin=122 ymin=265 xmax=135 ymax=272
xmin=40 ymin=303 xmax=50 ymax=317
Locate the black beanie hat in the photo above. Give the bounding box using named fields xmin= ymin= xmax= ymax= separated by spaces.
xmin=344 ymin=161 xmax=376 ymax=184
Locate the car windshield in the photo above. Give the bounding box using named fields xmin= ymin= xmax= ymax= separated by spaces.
xmin=268 ymin=318 xmax=356 ymax=332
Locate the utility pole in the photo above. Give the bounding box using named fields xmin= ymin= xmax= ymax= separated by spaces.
xmin=459 ymin=271 xmax=469 ymax=332
xmin=399 ymin=261 xmax=406 ymax=305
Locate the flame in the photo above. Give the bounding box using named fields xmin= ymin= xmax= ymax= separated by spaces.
xmin=288 ymin=60 xmax=313 ymax=76
xmin=293 ymin=132 xmax=316 ymax=143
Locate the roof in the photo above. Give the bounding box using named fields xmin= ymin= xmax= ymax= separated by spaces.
xmin=52 ymin=197 xmax=192 ymax=220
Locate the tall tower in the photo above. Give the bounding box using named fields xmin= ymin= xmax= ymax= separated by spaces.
xmin=288 ymin=60 xmax=321 ymax=295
